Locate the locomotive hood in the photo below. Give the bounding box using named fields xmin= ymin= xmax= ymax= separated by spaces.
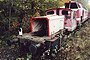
xmin=30 ymin=15 xmax=64 ymax=36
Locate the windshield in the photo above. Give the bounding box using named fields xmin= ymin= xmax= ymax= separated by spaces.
xmin=65 ymin=3 xmax=78 ymax=9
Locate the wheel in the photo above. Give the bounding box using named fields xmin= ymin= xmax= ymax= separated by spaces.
xmin=29 ymin=44 xmax=37 ymax=55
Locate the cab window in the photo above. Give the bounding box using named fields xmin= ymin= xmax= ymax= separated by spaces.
xmin=78 ymin=4 xmax=81 ymax=8
xmin=70 ymin=3 xmax=78 ymax=9
xmin=65 ymin=3 xmax=78 ymax=9
xmin=47 ymin=11 xmax=54 ymax=15
xmin=62 ymin=10 xmax=71 ymax=19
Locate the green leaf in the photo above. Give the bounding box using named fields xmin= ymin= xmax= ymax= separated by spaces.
xmin=1 ymin=36 xmax=4 ymax=38
xmin=28 ymin=55 xmax=32 ymax=58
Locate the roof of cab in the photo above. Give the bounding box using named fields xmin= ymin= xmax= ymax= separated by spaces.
xmin=45 ymin=8 xmax=72 ymax=12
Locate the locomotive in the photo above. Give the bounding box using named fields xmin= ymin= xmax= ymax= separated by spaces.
xmin=65 ymin=1 xmax=88 ymax=24
xmin=46 ymin=8 xmax=77 ymax=31
xmin=7 ymin=1 xmax=89 ymax=57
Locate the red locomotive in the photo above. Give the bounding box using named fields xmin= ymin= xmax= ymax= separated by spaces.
xmin=46 ymin=8 xmax=77 ymax=31
xmin=65 ymin=1 xmax=88 ymax=24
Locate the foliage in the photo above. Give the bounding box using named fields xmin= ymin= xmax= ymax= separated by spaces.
xmin=65 ymin=20 xmax=90 ymax=60
xmin=27 ymin=53 xmax=32 ymax=59
xmin=0 ymin=0 xmax=67 ymax=40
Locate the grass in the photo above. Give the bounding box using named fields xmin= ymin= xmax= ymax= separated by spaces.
xmin=65 ymin=19 xmax=90 ymax=60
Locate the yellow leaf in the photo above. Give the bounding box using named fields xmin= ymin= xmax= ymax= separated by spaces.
xmin=0 ymin=0 xmax=4 ymax=1
xmin=76 ymin=54 xmax=80 ymax=59
xmin=9 ymin=47 xmax=11 ymax=49
xmin=0 ymin=40 xmax=1 ymax=43
xmin=33 ymin=11 xmax=40 ymax=17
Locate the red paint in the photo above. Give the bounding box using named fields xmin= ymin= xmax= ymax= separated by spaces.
xmin=88 ymin=13 xmax=90 ymax=17
xmin=30 ymin=17 xmax=50 ymax=36
xmin=46 ymin=18 xmax=50 ymax=36
xmin=45 ymin=8 xmax=56 ymax=12
xmin=64 ymin=16 xmax=65 ymax=29
xmin=30 ymin=18 xmax=33 ymax=34
xmin=64 ymin=22 xmax=67 ymax=24
xmin=77 ymin=10 xmax=79 ymax=18
xmin=59 ymin=29 xmax=61 ymax=31
xmin=46 ymin=8 xmax=72 ymax=16
xmin=51 ymin=32 xmax=52 ymax=39
xmin=77 ymin=20 xmax=80 ymax=23
xmin=59 ymin=8 xmax=72 ymax=11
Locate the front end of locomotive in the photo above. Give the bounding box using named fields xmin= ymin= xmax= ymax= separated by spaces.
xmin=7 ymin=15 xmax=64 ymax=56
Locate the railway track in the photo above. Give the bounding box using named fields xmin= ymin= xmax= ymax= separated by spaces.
xmin=52 ymin=18 xmax=90 ymax=60
xmin=0 ymin=18 xmax=90 ymax=60
xmin=38 ymin=18 xmax=90 ymax=60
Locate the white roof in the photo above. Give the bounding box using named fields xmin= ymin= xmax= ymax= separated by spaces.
xmin=34 ymin=15 xmax=64 ymax=21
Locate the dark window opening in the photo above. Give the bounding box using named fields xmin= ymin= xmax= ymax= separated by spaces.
xmin=47 ymin=11 xmax=54 ymax=15
xmin=71 ymin=3 xmax=78 ymax=9
xmin=78 ymin=4 xmax=81 ymax=8
xmin=62 ymin=10 xmax=71 ymax=19
xmin=65 ymin=3 xmax=78 ymax=9
xmin=57 ymin=8 xmax=60 ymax=15
xmin=65 ymin=15 xmax=71 ymax=19
xmin=73 ymin=11 xmax=76 ymax=19
xmin=32 ymin=19 xmax=48 ymax=37
xmin=65 ymin=3 xmax=69 ymax=8
xmin=62 ymin=10 xmax=68 ymax=15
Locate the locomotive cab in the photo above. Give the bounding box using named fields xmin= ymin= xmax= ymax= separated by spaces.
xmin=31 ymin=15 xmax=64 ymax=36
xmin=65 ymin=1 xmax=78 ymax=9
xmin=65 ymin=1 xmax=88 ymax=23
xmin=61 ymin=9 xmax=77 ymax=31
xmin=46 ymin=8 xmax=77 ymax=31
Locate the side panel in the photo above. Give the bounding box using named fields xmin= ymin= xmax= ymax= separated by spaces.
xmin=49 ymin=16 xmax=64 ymax=35
xmin=82 ymin=9 xmax=88 ymax=22
xmin=72 ymin=11 xmax=77 ymax=30
xmin=76 ymin=9 xmax=81 ymax=23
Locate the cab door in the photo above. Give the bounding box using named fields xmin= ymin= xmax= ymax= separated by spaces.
xmin=63 ymin=10 xmax=72 ymax=31
xmin=71 ymin=11 xmax=77 ymax=31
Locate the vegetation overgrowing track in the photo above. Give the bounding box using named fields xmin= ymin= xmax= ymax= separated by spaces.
xmin=53 ymin=18 xmax=90 ymax=60
xmin=0 ymin=18 xmax=90 ymax=60
xmin=32 ymin=18 xmax=90 ymax=60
